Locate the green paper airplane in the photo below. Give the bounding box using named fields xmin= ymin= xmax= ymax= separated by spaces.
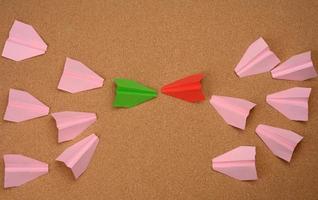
xmin=113 ymin=79 xmax=157 ymax=108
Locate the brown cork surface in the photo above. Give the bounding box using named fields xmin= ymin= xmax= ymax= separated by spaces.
xmin=1 ymin=0 xmax=318 ymax=199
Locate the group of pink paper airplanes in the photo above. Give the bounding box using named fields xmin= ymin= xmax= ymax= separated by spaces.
xmin=1 ymin=20 xmax=317 ymax=188
xmin=211 ymin=37 xmax=316 ymax=181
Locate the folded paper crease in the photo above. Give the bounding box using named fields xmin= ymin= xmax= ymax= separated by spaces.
xmin=4 ymin=88 xmax=50 ymax=122
xmin=113 ymin=78 xmax=157 ymax=108
xmin=235 ymin=37 xmax=280 ymax=78
xmin=266 ymin=87 xmax=311 ymax=121
xmin=209 ymin=95 xmax=256 ymax=130
xmin=2 ymin=20 xmax=47 ymax=61
xmin=161 ymin=73 xmax=205 ymax=102
xmin=4 ymin=154 xmax=48 ymax=188
xmin=271 ymin=51 xmax=317 ymax=81
xmin=256 ymin=124 xmax=303 ymax=162
xmin=56 ymin=134 xmax=99 ymax=179
xmin=52 ymin=111 xmax=97 ymax=143
xmin=58 ymin=57 xmax=104 ymax=93
xmin=212 ymin=146 xmax=257 ymax=181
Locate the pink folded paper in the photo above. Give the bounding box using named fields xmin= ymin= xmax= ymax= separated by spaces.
xmin=56 ymin=134 xmax=99 ymax=179
xmin=256 ymin=124 xmax=303 ymax=162
xmin=58 ymin=57 xmax=104 ymax=93
xmin=209 ymin=95 xmax=256 ymax=130
xmin=4 ymin=154 xmax=48 ymax=188
xmin=266 ymin=87 xmax=311 ymax=121
xmin=212 ymin=146 xmax=257 ymax=181
xmin=4 ymin=89 xmax=50 ymax=122
xmin=271 ymin=51 xmax=317 ymax=81
xmin=235 ymin=37 xmax=280 ymax=78
xmin=52 ymin=111 xmax=97 ymax=143
xmin=2 ymin=20 xmax=47 ymax=61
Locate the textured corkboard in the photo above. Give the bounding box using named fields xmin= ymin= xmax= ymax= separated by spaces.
xmin=1 ymin=0 xmax=318 ymax=199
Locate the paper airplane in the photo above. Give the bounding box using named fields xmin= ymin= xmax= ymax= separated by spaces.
xmin=52 ymin=111 xmax=97 ymax=143
xmin=234 ymin=37 xmax=280 ymax=78
xmin=271 ymin=51 xmax=317 ymax=81
xmin=161 ymin=74 xmax=205 ymax=102
xmin=212 ymin=146 xmax=257 ymax=181
xmin=266 ymin=87 xmax=311 ymax=121
xmin=2 ymin=20 xmax=47 ymax=61
xmin=4 ymin=154 xmax=48 ymax=188
xmin=113 ymin=78 xmax=157 ymax=108
xmin=56 ymin=134 xmax=99 ymax=179
xmin=209 ymin=95 xmax=256 ymax=130
xmin=256 ymin=124 xmax=303 ymax=162
xmin=4 ymin=89 xmax=50 ymax=122
xmin=58 ymin=57 xmax=104 ymax=93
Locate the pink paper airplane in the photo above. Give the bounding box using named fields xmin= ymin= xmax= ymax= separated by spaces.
xmin=256 ymin=124 xmax=303 ymax=162
xmin=4 ymin=89 xmax=50 ymax=122
xmin=56 ymin=134 xmax=99 ymax=179
xmin=2 ymin=20 xmax=47 ymax=61
xmin=234 ymin=37 xmax=280 ymax=78
xmin=4 ymin=154 xmax=48 ymax=188
xmin=52 ymin=111 xmax=97 ymax=143
xmin=209 ymin=95 xmax=256 ymax=130
xmin=58 ymin=57 xmax=104 ymax=93
xmin=266 ymin=87 xmax=311 ymax=121
xmin=212 ymin=146 xmax=257 ymax=181
xmin=271 ymin=51 xmax=317 ymax=81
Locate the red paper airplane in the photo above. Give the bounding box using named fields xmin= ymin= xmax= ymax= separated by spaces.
xmin=161 ymin=74 xmax=205 ymax=102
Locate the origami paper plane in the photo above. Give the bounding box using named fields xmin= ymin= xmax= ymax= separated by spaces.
xmin=58 ymin=57 xmax=104 ymax=93
xmin=4 ymin=89 xmax=50 ymax=122
xmin=266 ymin=87 xmax=311 ymax=121
xmin=212 ymin=146 xmax=257 ymax=181
xmin=52 ymin=111 xmax=97 ymax=143
xmin=234 ymin=37 xmax=280 ymax=78
xmin=4 ymin=154 xmax=48 ymax=188
xmin=2 ymin=20 xmax=47 ymax=61
xmin=113 ymin=78 xmax=157 ymax=108
xmin=271 ymin=51 xmax=317 ymax=81
xmin=209 ymin=95 xmax=256 ymax=130
xmin=161 ymin=74 xmax=205 ymax=102
xmin=256 ymin=124 xmax=303 ymax=162
xmin=56 ymin=134 xmax=99 ymax=179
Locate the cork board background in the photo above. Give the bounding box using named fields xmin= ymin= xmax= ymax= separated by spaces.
xmin=1 ymin=0 xmax=318 ymax=199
